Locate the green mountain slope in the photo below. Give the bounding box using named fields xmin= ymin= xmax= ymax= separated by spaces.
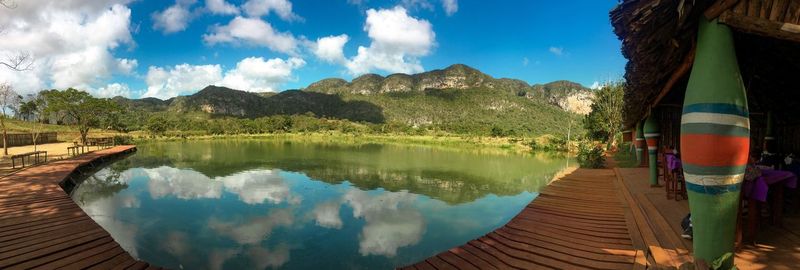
xmin=114 ymin=64 xmax=590 ymax=137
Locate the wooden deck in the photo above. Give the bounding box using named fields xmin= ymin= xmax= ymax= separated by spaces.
xmin=402 ymin=168 xmax=647 ymax=270
xmin=405 ymin=165 xmax=799 ymax=269
xmin=0 ymin=145 xmax=164 ymax=270
xmin=616 ymin=167 xmax=800 ymax=270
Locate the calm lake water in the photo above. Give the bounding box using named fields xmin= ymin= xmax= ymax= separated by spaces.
xmin=70 ymin=140 xmax=574 ymax=270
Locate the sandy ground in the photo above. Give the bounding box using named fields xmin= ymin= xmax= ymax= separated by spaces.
xmin=0 ymin=142 xmax=108 ymax=176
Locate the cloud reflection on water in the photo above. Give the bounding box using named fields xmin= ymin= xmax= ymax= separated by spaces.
xmin=142 ymin=166 xmax=300 ymax=205
xmin=344 ymin=189 xmax=425 ymax=257
xmin=74 ymin=158 xmax=540 ymax=269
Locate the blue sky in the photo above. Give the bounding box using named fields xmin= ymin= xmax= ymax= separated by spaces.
xmin=0 ymin=0 xmax=625 ymax=99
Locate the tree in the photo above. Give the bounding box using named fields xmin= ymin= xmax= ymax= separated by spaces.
xmin=0 ymin=0 xmax=33 ymax=72
xmin=145 ymin=115 xmax=168 ymax=136
xmin=584 ymin=80 xmax=624 ymax=148
xmin=0 ymin=83 xmax=20 ymax=155
xmin=19 ymin=93 xmax=45 ymax=151
xmin=41 ymin=88 xmax=119 ymax=145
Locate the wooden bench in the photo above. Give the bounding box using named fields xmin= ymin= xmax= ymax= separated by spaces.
xmin=85 ymin=137 xmax=115 ymax=150
xmin=11 ymin=150 xmax=48 ymax=169
xmin=67 ymin=145 xmax=89 ymax=156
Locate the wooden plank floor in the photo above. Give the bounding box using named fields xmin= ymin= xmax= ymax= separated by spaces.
xmin=616 ymin=167 xmax=800 ymax=270
xmin=402 ymin=168 xmax=645 ymax=269
xmin=0 ymin=145 xmax=163 ymax=270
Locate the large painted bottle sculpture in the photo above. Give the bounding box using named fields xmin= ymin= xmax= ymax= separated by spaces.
xmin=680 ymin=18 xmax=749 ymax=268
xmin=644 ymin=115 xmax=660 ymax=186
xmin=636 ymin=121 xmax=645 ymax=166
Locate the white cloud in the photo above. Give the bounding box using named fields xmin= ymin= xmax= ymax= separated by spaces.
xmin=116 ymin=58 xmax=138 ymax=75
xmin=246 ymin=245 xmax=291 ymax=269
xmin=205 ymin=0 xmax=239 ymax=15
xmin=549 ymin=46 xmax=564 ymax=56
xmin=139 ymin=166 xmax=304 ymax=206
xmin=0 ymin=1 xmax=136 ymax=95
xmin=399 ymin=0 xmax=457 ymax=15
xmin=441 ymin=0 xmax=458 ymax=16
xmin=209 ymin=208 xmax=294 ymax=245
xmin=242 ymin=0 xmax=301 ymax=21
xmin=204 ymin=16 xmax=299 ymax=55
xmin=401 ymin=0 xmax=434 ymax=11
xmin=312 ymin=201 xmax=343 ymax=229
xmin=345 ymin=6 xmax=435 ymax=75
xmin=313 ymin=34 xmax=349 ymax=64
xmin=95 ymin=83 xmax=132 ymax=98
xmin=144 ymin=166 xmax=224 ymax=199
xmin=590 ymin=81 xmax=601 ymax=90
xmin=208 ymin=248 xmax=239 ymax=270
xmin=144 ymin=64 xmax=223 ymax=99
xmin=522 ymin=57 xmax=529 ymax=67
xmin=219 ymin=169 xmax=302 ymax=205
xmin=219 ymin=56 xmax=305 ymax=92
xmin=344 ymin=189 xmax=424 ymax=257
xmin=71 ymin=168 xmax=141 ymax=258
xmin=152 ymin=0 xmax=197 ymax=34
xmin=144 ymin=56 xmax=304 ymax=99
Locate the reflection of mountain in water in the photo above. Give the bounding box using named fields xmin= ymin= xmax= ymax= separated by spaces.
xmin=108 ymin=140 xmax=573 ymax=204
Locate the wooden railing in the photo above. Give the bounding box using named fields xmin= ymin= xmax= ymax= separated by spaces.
xmin=11 ymin=151 xmax=47 ymax=169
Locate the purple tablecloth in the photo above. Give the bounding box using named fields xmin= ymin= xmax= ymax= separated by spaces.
xmin=743 ymin=169 xmax=798 ymax=202
xmin=665 ymin=154 xmax=682 ymax=171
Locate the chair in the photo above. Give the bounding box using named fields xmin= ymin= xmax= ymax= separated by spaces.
xmin=663 ymin=147 xmax=687 ymax=200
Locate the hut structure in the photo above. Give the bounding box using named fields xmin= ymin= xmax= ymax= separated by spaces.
xmin=611 ymin=0 xmax=800 ymax=268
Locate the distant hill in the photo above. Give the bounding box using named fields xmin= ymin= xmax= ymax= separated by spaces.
xmin=114 ymin=64 xmax=593 ymax=136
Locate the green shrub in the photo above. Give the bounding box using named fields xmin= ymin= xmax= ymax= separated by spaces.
xmin=112 ymin=135 xmax=134 ymax=145
xmin=528 ymin=135 xmax=568 ymax=152
xmin=577 ymin=142 xmax=605 ymax=168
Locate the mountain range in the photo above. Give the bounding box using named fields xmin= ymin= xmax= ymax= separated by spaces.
xmin=114 ymin=64 xmax=594 ymax=136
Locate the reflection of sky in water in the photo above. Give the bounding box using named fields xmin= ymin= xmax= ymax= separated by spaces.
xmin=72 ymin=165 xmax=539 ymax=269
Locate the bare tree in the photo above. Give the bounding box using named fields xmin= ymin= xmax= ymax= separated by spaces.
xmin=0 ymin=0 xmax=16 ymax=8
xmin=0 ymin=0 xmax=33 ymax=71
xmin=0 ymin=83 xmax=21 ymax=155
xmin=1 ymin=52 xmax=32 ymax=71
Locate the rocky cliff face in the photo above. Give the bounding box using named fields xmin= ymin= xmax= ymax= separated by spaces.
xmin=305 ymin=64 xmax=594 ymax=114
xmin=532 ymin=81 xmax=595 ymax=115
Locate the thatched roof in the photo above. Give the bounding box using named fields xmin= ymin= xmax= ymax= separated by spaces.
xmin=611 ymin=0 xmax=800 ymax=127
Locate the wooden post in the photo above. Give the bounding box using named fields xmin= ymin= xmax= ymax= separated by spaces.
xmin=681 ymin=18 xmax=749 ymax=268
xmin=644 ymin=115 xmax=661 ymax=187
xmin=635 ymin=121 xmax=645 ymax=165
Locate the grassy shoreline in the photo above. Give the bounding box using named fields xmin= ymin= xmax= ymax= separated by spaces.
xmin=129 ymin=132 xmax=571 ymax=156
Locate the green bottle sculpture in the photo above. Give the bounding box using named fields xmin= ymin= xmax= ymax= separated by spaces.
xmin=644 ymin=115 xmax=660 ymax=186
xmin=680 ymin=18 xmax=749 ymax=268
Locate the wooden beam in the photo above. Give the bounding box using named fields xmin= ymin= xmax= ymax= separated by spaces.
xmin=719 ymin=10 xmax=800 ymax=43
xmin=705 ymin=0 xmax=741 ymax=20
xmin=649 ymin=43 xmax=696 ymax=110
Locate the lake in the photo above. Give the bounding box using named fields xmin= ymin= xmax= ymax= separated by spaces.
xmin=70 ymin=139 xmax=574 ymax=270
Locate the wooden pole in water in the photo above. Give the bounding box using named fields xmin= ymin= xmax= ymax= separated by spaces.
xmin=681 ymin=18 xmax=749 ymax=268
xmin=635 ymin=121 xmax=645 ymax=165
xmin=644 ymin=115 xmax=660 ymax=186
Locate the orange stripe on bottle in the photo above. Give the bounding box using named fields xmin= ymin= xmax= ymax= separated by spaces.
xmin=681 ymin=134 xmax=749 ymax=167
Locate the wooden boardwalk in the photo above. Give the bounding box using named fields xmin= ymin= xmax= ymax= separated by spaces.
xmin=403 ymin=168 xmax=648 ymax=270
xmin=0 ymin=145 xmax=163 ymax=270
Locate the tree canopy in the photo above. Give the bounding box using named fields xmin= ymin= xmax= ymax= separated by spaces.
xmin=584 ymin=80 xmax=624 ymax=146
xmin=41 ymin=88 xmax=119 ymax=144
